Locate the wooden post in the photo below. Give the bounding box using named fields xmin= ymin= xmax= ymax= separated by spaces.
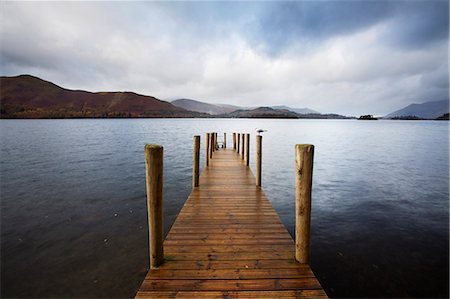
xmin=295 ymin=144 xmax=314 ymax=264
xmin=144 ymin=144 xmax=164 ymax=268
xmin=210 ymin=133 xmax=214 ymax=158
xmin=224 ymin=133 xmax=226 ymax=149
xmin=241 ymin=133 xmax=245 ymax=160
xmin=237 ymin=133 xmax=240 ymax=154
xmin=206 ymin=133 xmax=210 ymax=166
xmin=233 ymin=133 xmax=236 ymax=150
xmin=215 ymin=133 xmax=218 ymax=150
xmin=256 ymin=135 xmax=262 ymax=187
xmin=193 ymin=135 xmax=200 ymax=187
xmin=245 ymin=133 xmax=250 ymax=166
xmin=212 ymin=133 xmax=215 ymax=153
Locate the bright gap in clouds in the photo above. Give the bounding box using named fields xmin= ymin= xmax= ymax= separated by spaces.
xmin=0 ymin=1 xmax=448 ymax=116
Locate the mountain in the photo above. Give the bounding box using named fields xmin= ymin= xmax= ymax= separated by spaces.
xmin=385 ymin=99 xmax=449 ymax=119
xmin=171 ymin=99 xmax=320 ymax=116
xmin=221 ymin=107 xmax=351 ymax=119
xmin=216 ymin=103 xmax=241 ymax=112
xmin=171 ymin=99 xmax=238 ymax=115
xmin=271 ymin=105 xmax=319 ymax=114
xmin=223 ymin=107 xmax=299 ymax=118
xmin=0 ymin=75 xmax=203 ymax=118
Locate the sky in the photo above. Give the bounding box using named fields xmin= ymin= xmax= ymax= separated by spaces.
xmin=0 ymin=1 xmax=448 ymax=116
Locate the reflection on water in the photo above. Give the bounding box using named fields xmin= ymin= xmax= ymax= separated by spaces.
xmin=1 ymin=119 xmax=448 ymax=297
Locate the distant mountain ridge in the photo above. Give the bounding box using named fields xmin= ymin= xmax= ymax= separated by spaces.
xmin=171 ymin=99 xmax=238 ymax=115
xmin=0 ymin=75 xmax=203 ymax=118
xmin=385 ymin=99 xmax=449 ymax=119
xmin=223 ymin=107 xmax=300 ymax=118
xmin=221 ymin=107 xmax=351 ymax=119
xmin=8 ymin=74 xmax=443 ymax=120
xmin=271 ymin=105 xmax=319 ymax=114
xmin=172 ymin=98 xmax=320 ymax=115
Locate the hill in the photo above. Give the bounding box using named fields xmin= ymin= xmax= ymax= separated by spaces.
xmin=171 ymin=99 xmax=320 ymax=116
xmin=223 ymin=107 xmax=299 ymax=118
xmin=271 ymin=105 xmax=319 ymax=114
xmin=171 ymin=99 xmax=238 ymax=115
xmin=435 ymin=113 xmax=449 ymax=120
xmin=385 ymin=99 xmax=449 ymax=119
xmin=219 ymin=107 xmax=350 ymax=119
xmin=0 ymin=75 xmax=203 ymax=118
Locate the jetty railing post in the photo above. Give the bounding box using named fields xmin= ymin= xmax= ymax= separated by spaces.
xmin=144 ymin=144 xmax=164 ymax=268
xmin=295 ymin=144 xmax=314 ymax=264
xmin=206 ymin=133 xmax=210 ymax=166
xmin=224 ymin=133 xmax=226 ymax=149
xmin=233 ymin=133 xmax=236 ymax=150
xmin=245 ymin=133 xmax=250 ymax=166
xmin=215 ymin=132 xmax=218 ymax=150
xmin=237 ymin=133 xmax=240 ymax=154
xmin=212 ymin=133 xmax=215 ymax=153
xmin=193 ymin=136 xmax=200 ymax=187
xmin=256 ymin=135 xmax=262 ymax=186
xmin=241 ymin=133 xmax=245 ymax=160
xmin=209 ymin=133 xmax=213 ymax=159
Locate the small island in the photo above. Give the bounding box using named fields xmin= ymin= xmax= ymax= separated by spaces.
xmin=358 ymin=114 xmax=378 ymax=120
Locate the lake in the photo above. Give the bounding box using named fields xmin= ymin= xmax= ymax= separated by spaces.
xmin=1 ymin=118 xmax=448 ymax=298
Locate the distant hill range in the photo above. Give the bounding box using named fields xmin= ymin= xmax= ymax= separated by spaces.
xmin=0 ymin=74 xmax=349 ymax=119
xmin=0 ymin=75 xmax=203 ymax=118
xmin=223 ymin=107 xmax=350 ymax=119
xmin=171 ymin=99 xmax=352 ymax=119
xmin=172 ymin=99 xmax=319 ymax=116
xmin=270 ymin=105 xmax=319 ymax=114
xmin=171 ymin=99 xmax=239 ymax=115
xmin=223 ymin=107 xmax=299 ymax=118
xmin=384 ymin=99 xmax=449 ymax=119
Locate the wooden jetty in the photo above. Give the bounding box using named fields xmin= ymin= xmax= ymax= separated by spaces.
xmin=136 ymin=133 xmax=327 ymax=298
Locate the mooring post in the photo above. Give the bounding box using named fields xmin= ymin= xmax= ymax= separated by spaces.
xmin=245 ymin=133 xmax=250 ymax=166
xmin=233 ymin=133 xmax=236 ymax=150
xmin=144 ymin=144 xmax=164 ymax=268
xmin=206 ymin=133 xmax=210 ymax=166
xmin=215 ymin=132 xmax=218 ymax=150
xmin=224 ymin=133 xmax=226 ymax=149
xmin=193 ymin=136 xmax=200 ymax=187
xmin=241 ymin=133 xmax=245 ymax=160
xmin=295 ymin=144 xmax=314 ymax=264
xmin=237 ymin=133 xmax=240 ymax=154
xmin=256 ymin=135 xmax=262 ymax=186
xmin=210 ymin=133 xmax=214 ymax=157
xmin=212 ymin=133 xmax=215 ymax=153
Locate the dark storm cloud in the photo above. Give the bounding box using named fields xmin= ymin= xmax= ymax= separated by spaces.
xmin=382 ymin=1 xmax=449 ymax=49
xmin=250 ymin=1 xmax=448 ymax=55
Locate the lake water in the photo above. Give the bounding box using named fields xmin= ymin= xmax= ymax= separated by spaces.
xmin=1 ymin=119 xmax=448 ymax=298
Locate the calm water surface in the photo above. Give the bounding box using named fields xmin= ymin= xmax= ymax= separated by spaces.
xmin=1 ymin=119 xmax=448 ymax=298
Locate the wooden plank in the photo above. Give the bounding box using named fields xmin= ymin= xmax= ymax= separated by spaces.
xmin=165 ymin=238 xmax=293 ymax=245
xmin=164 ymin=244 xmax=295 ymax=253
xmin=157 ymin=260 xmax=311 ymax=270
xmin=135 ymin=148 xmax=327 ymax=298
xmin=163 ymin=251 xmax=295 ymax=261
xmin=166 ymin=232 xmax=292 ymax=239
xmin=136 ymin=290 xmax=328 ymax=299
xmin=139 ymin=278 xmax=322 ymax=291
xmin=146 ymin=268 xmax=316 ymax=279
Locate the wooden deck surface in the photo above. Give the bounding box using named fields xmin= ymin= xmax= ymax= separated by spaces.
xmin=135 ymin=148 xmax=327 ymax=298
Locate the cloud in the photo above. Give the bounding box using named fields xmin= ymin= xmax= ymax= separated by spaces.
xmin=247 ymin=1 xmax=392 ymax=56
xmin=0 ymin=1 xmax=448 ymax=116
xmin=248 ymin=1 xmax=449 ymax=56
xmin=382 ymin=1 xmax=449 ymax=49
